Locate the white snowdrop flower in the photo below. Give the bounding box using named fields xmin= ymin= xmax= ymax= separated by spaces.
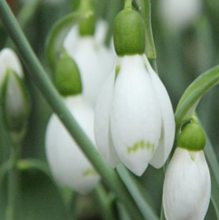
xmin=0 ymin=48 xmax=30 ymax=141
xmin=163 ymin=147 xmax=211 ymax=220
xmin=64 ymin=21 xmax=115 ymax=107
xmin=159 ymin=0 xmax=202 ymax=31
xmin=94 ymin=54 xmax=175 ymax=176
xmin=45 ymin=95 xmax=100 ymax=194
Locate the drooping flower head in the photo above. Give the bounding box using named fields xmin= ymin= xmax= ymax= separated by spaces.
xmin=0 ymin=48 xmax=30 ymax=142
xmin=45 ymin=52 xmax=100 ymax=194
xmin=94 ymin=5 xmax=175 ymax=176
xmin=163 ymin=118 xmax=211 ymax=220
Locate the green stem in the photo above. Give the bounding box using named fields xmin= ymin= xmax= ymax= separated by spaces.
xmin=125 ymin=0 xmax=132 ymax=8
xmin=6 ymin=146 xmax=20 ymax=220
xmin=0 ymin=1 xmax=144 ymax=219
xmin=140 ymin=0 xmax=157 ymax=71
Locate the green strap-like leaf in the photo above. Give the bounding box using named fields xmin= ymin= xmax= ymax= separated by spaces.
xmin=45 ymin=11 xmax=92 ymax=69
xmin=205 ymin=139 xmax=219 ymax=218
xmin=175 ymin=65 xmax=219 ymax=131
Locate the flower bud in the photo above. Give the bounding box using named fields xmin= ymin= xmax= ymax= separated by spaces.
xmin=54 ymin=51 xmax=82 ymax=97
xmin=1 ymin=69 xmax=30 ymax=142
xmin=177 ymin=119 xmax=206 ymax=151
xmin=0 ymin=48 xmax=31 ymax=143
xmin=113 ymin=8 xmax=145 ymax=56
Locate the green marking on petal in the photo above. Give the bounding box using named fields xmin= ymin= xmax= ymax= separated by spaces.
xmin=115 ymin=65 xmax=121 ymax=80
xmin=82 ymin=169 xmax=98 ymax=177
xmin=127 ymin=141 xmax=155 ymax=154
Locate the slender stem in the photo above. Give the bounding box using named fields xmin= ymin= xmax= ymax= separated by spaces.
xmin=6 ymin=146 xmax=20 ymax=220
xmin=0 ymin=1 xmax=144 ymax=219
xmin=140 ymin=0 xmax=158 ymax=71
xmin=125 ymin=0 xmax=132 ymax=8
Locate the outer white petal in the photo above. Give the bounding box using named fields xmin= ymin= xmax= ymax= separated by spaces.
xmin=94 ymin=20 xmax=108 ymax=44
xmin=143 ymin=57 xmax=175 ymax=168
xmin=110 ymin=55 xmax=162 ymax=176
xmin=163 ymin=148 xmax=211 ymax=220
xmin=0 ymin=48 xmax=23 ymax=84
xmin=45 ymin=96 xmax=100 ymax=194
xmin=94 ymin=69 xmax=120 ymax=168
xmin=70 ymin=37 xmax=115 ymax=106
xmin=63 ymin=25 xmax=80 ymax=58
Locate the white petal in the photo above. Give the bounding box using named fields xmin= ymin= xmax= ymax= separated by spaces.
xmin=0 ymin=48 xmax=23 ymax=84
xmin=65 ymin=35 xmax=115 ymax=107
xmin=144 ymin=57 xmax=175 ymax=168
xmin=110 ymin=55 xmax=162 ymax=176
xmin=63 ymin=25 xmax=80 ymax=58
xmin=94 ymin=20 xmax=108 ymax=44
xmin=45 ymin=96 xmax=100 ymax=194
xmin=94 ymin=69 xmax=120 ymax=168
xmin=163 ymin=148 xmax=211 ymax=220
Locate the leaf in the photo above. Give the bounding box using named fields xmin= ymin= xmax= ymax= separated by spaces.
xmin=45 ymin=11 xmax=92 ymax=70
xmin=175 ymin=65 xmax=219 ymax=131
xmin=205 ymin=139 xmax=219 ymax=219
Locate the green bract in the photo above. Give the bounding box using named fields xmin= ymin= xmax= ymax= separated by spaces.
xmin=177 ymin=119 xmax=206 ymax=151
xmin=113 ymin=8 xmax=145 ymax=56
xmin=54 ymin=52 xmax=82 ymax=96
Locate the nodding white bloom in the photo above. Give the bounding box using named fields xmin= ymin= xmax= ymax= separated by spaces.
xmin=45 ymin=95 xmax=100 ymax=194
xmin=94 ymin=54 xmax=175 ymax=176
xmin=0 ymin=48 xmax=30 ymax=140
xmin=159 ymin=0 xmax=202 ymax=31
xmin=163 ymin=147 xmax=211 ymax=220
xmin=64 ymin=21 xmax=115 ymax=107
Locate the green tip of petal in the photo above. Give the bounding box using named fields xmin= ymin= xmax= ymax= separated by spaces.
xmin=127 ymin=140 xmax=155 ymax=154
xmin=177 ymin=119 xmax=206 ymax=151
xmin=54 ymin=52 xmax=82 ymax=97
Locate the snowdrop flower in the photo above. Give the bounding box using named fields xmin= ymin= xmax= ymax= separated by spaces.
xmin=159 ymin=0 xmax=202 ymax=31
xmin=163 ymin=118 xmax=211 ymax=220
xmin=0 ymin=48 xmax=30 ymax=141
xmin=64 ymin=20 xmax=115 ymax=107
xmin=94 ymin=7 xmax=175 ymax=176
xmin=45 ymin=96 xmax=100 ymax=194
xmin=163 ymin=147 xmax=211 ymax=220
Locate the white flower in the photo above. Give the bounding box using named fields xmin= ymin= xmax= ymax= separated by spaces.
xmin=159 ymin=0 xmax=202 ymax=31
xmin=0 ymin=49 xmax=26 ymax=116
xmin=94 ymin=54 xmax=175 ymax=176
xmin=45 ymin=95 xmax=100 ymax=194
xmin=163 ymin=147 xmax=211 ymax=220
xmin=64 ymin=21 xmax=115 ymax=107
